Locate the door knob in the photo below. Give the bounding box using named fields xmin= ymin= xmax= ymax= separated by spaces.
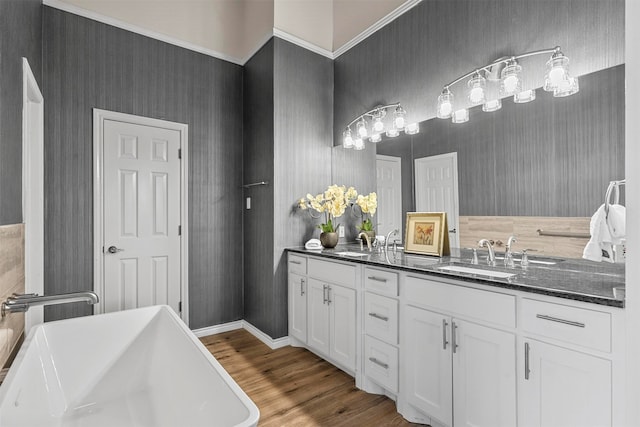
xmin=449 ymin=228 xmax=457 ymax=233
xmin=107 ymin=246 xmax=124 ymax=254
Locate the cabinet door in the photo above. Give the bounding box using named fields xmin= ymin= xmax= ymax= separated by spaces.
xmin=307 ymin=278 xmax=330 ymax=357
xmin=329 ymin=284 xmax=356 ymax=371
xmin=404 ymin=306 xmax=453 ymax=427
xmin=452 ymin=320 xmax=516 ymax=427
xmin=288 ymin=272 xmax=307 ymax=343
xmin=521 ymin=339 xmax=612 ymax=427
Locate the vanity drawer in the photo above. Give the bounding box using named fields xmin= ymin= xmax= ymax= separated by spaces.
xmin=364 ymin=267 xmax=398 ymax=296
xmin=405 ymin=276 xmax=516 ymax=328
xmin=288 ymin=254 xmax=307 ymax=275
xmin=307 ymin=257 xmax=356 ymax=288
xmin=522 ymin=298 xmax=611 ymax=352
xmin=364 ymin=292 xmax=398 ymax=345
xmin=364 ymin=335 xmax=398 ymax=393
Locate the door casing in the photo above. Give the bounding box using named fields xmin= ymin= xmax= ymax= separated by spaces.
xmin=93 ymin=109 xmax=189 ymax=325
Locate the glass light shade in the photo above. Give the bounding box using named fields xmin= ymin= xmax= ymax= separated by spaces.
xmin=553 ymin=76 xmax=579 ymax=97
xmin=356 ymin=118 xmax=368 ymax=138
xmin=405 ymin=123 xmax=419 ymax=135
xmin=372 ymin=109 xmax=385 ymax=133
xmin=467 ymin=72 xmax=486 ymax=105
xmin=451 ymin=109 xmax=469 ymax=124
xmin=353 ymin=137 xmax=365 ymax=150
xmin=393 ymin=106 xmax=406 ymax=130
xmin=500 ymin=61 xmax=522 ymax=95
xmin=342 ymin=128 xmax=354 ymax=149
xmin=437 ymin=89 xmax=454 ymax=119
xmin=386 ymin=128 xmax=399 ymax=138
xmin=482 ymin=99 xmax=502 ymax=112
xmin=369 ymin=132 xmax=382 ymax=143
xmin=514 ymin=89 xmax=536 ymax=103
xmin=544 ymin=53 xmax=570 ymax=91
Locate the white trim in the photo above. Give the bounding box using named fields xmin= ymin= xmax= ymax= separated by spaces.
xmin=93 ymin=109 xmax=190 ymax=326
xmin=43 ymin=0 xmax=244 ymax=65
xmin=272 ymin=28 xmax=333 ymax=59
xmin=22 ymin=58 xmax=44 ymax=334
xmin=333 ymin=0 xmax=423 ymax=59
xmin=192 ymin=320 xmax=291 ymax=350
xmin=192 ymin=320 xmax=244 ymax=338
xmin=243 ymin=321 xmax=291 ymax=350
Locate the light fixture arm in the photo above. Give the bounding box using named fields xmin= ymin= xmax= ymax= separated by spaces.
xmin=344 ymin=102 xmax=401 ymax=128
xmin=441 ymin=46 xmax=561 ymax=90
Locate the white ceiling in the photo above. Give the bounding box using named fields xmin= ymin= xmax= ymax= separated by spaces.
xmin=45 ymin=0 xmax=416 ymax=64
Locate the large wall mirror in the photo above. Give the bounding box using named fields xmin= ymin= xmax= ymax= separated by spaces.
xmin=332 ymin=65 xmax=625 ymax=258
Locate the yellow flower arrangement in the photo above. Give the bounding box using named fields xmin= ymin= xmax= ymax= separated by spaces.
xmin=355 ymin=192 xmax=377 ymax=231
xmin=298 ymin=185 xmax=358 ymax=233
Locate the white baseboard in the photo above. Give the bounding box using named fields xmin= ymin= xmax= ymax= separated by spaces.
xmin=192 ymin=320 xmax=290 ymax=350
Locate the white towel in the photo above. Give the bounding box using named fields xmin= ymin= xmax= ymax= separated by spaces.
xmin=583 ymin=204 xmax=626 ymax=262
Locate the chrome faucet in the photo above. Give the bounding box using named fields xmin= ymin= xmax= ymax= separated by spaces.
xmin=1 ymin=291 xmax=99 ymax=317
xmin=358 ymin=232 xmax=372 ymax=252
xmin=504 ymin=235 xmax=517 ymax=268
xmin=478 ymin=239 xmax=496 ymax=266
xmin=385 ymin=229 xmax=399 ymax=253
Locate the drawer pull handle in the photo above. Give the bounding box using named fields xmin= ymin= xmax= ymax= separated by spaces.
xmin=367 ymin=276 xmax=388 ymax=283
xmin=368 ymin=312 xmax=389 ymax=321
xmin=536 ymin=314 xmax=585 ymax=328
xmin=369 ymin=357 xmax=389 ymax=369
xmin=524 ymin=342 xmax=531 ymax=380
xmin=290 ymin=260 xmax=302 ymax=265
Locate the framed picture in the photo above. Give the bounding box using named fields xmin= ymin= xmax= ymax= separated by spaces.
xmin=404 ymin=212 xmax=450 ymax=257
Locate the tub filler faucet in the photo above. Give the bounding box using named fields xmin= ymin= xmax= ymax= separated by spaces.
xmin=1 ymin=291 xmax=99 ymax=317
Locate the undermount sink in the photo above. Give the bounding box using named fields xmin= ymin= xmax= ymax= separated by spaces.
xmin=494 ymin=255 xmax=559 ymax=265
xmin=335 ymin=251 xmax=369 ymax=257
xmin=437 ymin=265 xmax=517 ymax=279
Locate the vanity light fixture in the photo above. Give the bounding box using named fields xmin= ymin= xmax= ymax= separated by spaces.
xmin=341 ymin=103 xmax=418 ymax=149
xmin=436 ymin=46 xmax=579 ymax=124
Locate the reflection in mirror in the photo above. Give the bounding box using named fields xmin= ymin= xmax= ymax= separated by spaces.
xmin=351 ymin=65 xmax=625 ymax=259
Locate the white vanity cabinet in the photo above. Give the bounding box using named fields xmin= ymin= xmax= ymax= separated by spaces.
xmin=401 ymin=276 xmax=517 ymax=427
xmin=288 ymin=254 xmax=308 ymax=344
xmin=306 ymin=258 xmax=357 ymax=373
xmin=519 ymin=298 xmax=615 ymax=427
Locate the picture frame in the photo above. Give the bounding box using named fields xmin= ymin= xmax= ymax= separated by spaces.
xmin=404 ymin=212 xmax=450 ymax=257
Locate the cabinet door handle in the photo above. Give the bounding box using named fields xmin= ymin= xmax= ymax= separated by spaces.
xmin=442 ymin=319 xmax=449 ymax=350
xmin=524 ymin=342 xmax=531 ymax=380
xmin=290 ymin=260 xmax=302 ymax=265
xmin=536 ymin=314 xmax=585 ymax=328
xmin=367 ymin=276 xmax=388 ymax=283
xmin=452 ymin=321 xmax=459 ymax=354
xmin=327 ymin=286 xmax=332 ymax=305
xmin=368 ymin=312 xmax=389 ymax=321
xmin=369 ymin=357 xmax=389 ymax=369
xmin=300 ymin=278 xmax=305 ymax=296
xmin=323 ymin=284 xmax=327 ymax=304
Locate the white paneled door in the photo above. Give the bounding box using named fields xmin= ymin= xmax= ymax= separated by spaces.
xmin=414 ymin=153 xmax=460 ymax=248
xmin=376 ymin=155 xmax=402 ymax=237
xmin=101 ymin=118 xmax=182 ymax=316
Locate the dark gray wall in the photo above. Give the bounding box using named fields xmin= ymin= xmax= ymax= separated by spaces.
xmin=0 ymin=0 xmax=42 ymax=225
xmin=243 ymin=40 xmax=276 ymax=334
xmin=243 ymin=38 xmax=333 ymax=339
xmin=379 ymin=66 xmax=625 ymax=224
xmin=42 ymin=7 xmax=244 ymax=328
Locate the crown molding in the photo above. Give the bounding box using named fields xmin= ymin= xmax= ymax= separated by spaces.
xmin=272 ymin=28 xmax=334 ymax=60
xmin=43 ymin=0 xmax=245 ymax=65
xmin=240 ymin=31 xmax=276 ymax=65
xmin=333 ymin=0 xmax=422 ymax=59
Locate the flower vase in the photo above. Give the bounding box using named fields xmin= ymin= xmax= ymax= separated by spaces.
xmin=320 ymin=232 xmax=339 ymax=249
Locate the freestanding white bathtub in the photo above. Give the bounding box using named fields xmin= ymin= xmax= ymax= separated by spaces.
xmin=0 ymin=305 xmax=259 ymax=427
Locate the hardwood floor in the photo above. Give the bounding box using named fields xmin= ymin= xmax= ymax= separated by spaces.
xmin=200 ymin=329 xmax=423 ymax=426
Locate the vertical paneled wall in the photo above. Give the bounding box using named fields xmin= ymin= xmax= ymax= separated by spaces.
xmin=0 ymin=0 xmax=42 ymax=225
xmin=273 ymin=38 xmax=333 ymax=338
xmin=243 ymin=40 xmax=276 ymax=334
xmin=42 ymin=8 xmax=244 ymax=328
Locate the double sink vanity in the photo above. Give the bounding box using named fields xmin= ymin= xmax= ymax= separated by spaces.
xmin=286 ymin=244 xmax=626 ymax=427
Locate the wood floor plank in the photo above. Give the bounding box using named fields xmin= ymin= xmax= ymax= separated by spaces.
xmin=200 ymin=329 xmax=424 ymax=426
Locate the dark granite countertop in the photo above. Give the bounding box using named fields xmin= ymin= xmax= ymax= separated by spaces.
xmin=286 ymin=244 xmax=625 ymax=308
